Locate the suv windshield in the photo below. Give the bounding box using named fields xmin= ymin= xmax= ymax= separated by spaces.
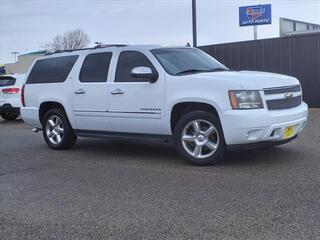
xmin=151 ymin=47 xmax=229 ymax=76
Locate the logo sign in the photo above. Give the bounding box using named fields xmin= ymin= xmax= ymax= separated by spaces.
xmin=239 ymin=4 xmax=272 ymax=27
xmin=285 ymin=92 xmax=294 ymax=99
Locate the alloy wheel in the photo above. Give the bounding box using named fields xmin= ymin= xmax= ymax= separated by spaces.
xmin=45 ymin=115 xmax=64 ymax=145
xmin=181 ymin=119 xmax=220 ymax=159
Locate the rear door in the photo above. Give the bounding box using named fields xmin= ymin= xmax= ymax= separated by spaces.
xmin=72 ymin=52 xmax=113 ymax=131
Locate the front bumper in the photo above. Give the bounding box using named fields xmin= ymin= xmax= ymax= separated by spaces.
xmin=221 ymin=102 xmax=308 ymax=145
xmin=227 ymin=135 xmax=297 ymax=151
xmin=0 ymin=104 xmax=20 ymax=115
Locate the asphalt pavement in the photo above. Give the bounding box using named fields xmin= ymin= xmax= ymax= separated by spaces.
xmin=0 ymin=109 xmax=319 ymax=240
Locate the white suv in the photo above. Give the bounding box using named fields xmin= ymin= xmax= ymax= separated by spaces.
xmin=0 ymin=74 xmax=25 ymax=121
xmin=21 ymin=45 xmax=308 ymax=165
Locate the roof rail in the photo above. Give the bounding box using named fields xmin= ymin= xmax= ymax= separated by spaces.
xmin=94 ymin=44 xmax=127 ymax=49
xmin=45 ymin=44 xmax=127 ymax=55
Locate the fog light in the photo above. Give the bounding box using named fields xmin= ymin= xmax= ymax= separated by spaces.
xmin=246 ymin=129 xmax=263 ymax=141
xmin=270 ymin=128 xmax=281 ymax=138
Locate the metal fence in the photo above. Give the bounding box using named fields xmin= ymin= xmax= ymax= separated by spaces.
xmin=200 ymin=33 xmax=320 ymax=108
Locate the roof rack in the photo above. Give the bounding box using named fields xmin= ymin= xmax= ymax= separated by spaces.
xmin=94 ymin=44 xmax=127 ymax=49
xmin=45 ymin=44 xmax=127 ymax=55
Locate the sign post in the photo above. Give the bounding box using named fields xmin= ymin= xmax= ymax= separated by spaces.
xmin=239 ymin=4 xmax=272 ymax=40
xmin=254 ymin=25 xmax=257 ymax=40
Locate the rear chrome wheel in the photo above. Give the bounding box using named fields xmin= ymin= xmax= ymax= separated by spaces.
xmin=42 ymin=108 xmax=77 ymax=150
xmin=45 ymin=115 xmax=64 ymax=145
xmin=181 ymin=119 xmax=219 ymax=159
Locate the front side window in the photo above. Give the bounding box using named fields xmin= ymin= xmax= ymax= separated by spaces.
xmin=151 ymin=48 xmax=228 ymax=76
xmin=79 ymin=52 xmax=112 ymax=82
xmin=26 ymin=55 xmax=78 ymax=84
xmin=115 ymin=51 xmax=156 ymax=82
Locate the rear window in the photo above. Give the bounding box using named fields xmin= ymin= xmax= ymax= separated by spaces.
xmin=0 ymin=76 xmax=16 ymax=87
xmin=26 ymin=55 xmax=78 ymax=84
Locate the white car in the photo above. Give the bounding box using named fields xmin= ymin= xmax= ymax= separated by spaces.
xmin=0 ymin=74 xmax=25 ymax=121
xmin=21 ymin=45 xmax=308 ymax=165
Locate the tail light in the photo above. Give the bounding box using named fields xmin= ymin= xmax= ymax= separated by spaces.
xmin=2 ymin=88 xmax=20 ymax=94
xmin=21 ymin=84 xmax=26 ymax=107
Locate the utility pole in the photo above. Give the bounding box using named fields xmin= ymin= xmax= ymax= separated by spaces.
xmin=192 ymin=0 xmax=197 ymax=47
xmin=11 ymin=51 xmax=19 ymax=62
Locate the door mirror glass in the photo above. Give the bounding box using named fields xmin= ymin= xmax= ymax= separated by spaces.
xmin=131 ymin=66 xmax=157 ymax=83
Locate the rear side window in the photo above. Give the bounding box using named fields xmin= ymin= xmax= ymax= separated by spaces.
xmin=79 ymin=52 xmax=112 ymax=82
xmin=0 ymin=76 xmax=16 ymax=87
xmin=26 ymin=55 xmax=78 ymax=84
xmin=115 ymin=51 xmax=156 ymax=82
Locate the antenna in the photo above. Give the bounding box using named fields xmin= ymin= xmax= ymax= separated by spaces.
xmin=94 ymin=41 xmax=103 ymax=47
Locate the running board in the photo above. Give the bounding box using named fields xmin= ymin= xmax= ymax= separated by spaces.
xmin=75 ymin=129 xmax=172 ymax=143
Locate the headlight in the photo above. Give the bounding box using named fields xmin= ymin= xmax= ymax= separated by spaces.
xmin=229 ymin=90 xmax=263 ymax=109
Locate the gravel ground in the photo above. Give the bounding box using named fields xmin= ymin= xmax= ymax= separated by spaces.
xmin=0 ymin=109 xmax=319 ymax=240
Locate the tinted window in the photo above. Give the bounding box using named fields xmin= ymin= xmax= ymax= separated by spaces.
xmin=79 ymin=52 xmax=112 ymax=82
xmin=115 ymin=51 xmax=156 ymax=82
xmin=26 ymin=55 xmax=78 ymax=84
xmin=0 ymin=76 xmax=16 ymax=87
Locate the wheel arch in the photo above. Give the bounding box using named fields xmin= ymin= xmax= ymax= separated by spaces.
xmin=169 ymin=99 xmax=222 ymax=134
xmin=39 ymin=101 xmax=72 ymax=126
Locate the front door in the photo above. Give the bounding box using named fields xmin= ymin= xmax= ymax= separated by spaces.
xmin=108 ymin=50 xmax=165 ymax=134
xmin=72 ymin=52 xmax=112 ymax=131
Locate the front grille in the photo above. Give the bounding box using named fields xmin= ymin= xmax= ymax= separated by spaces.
xmin=264 ymin=85 xmax=301 ymax=95
xmin=266 ymin=96 xmax=302 ymax=110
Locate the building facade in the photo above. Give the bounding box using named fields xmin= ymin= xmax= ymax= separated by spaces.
xmin=4 ymin=50 xmax=47 ymax=75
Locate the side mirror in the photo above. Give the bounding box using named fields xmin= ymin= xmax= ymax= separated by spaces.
xmin=131 ymin=67 xmax=158 ymax=83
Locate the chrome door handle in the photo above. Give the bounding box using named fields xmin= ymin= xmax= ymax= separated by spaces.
xmin=111 ymin=88 xmax=124 ymax=95
xmin=74 ymin=88 xmax=86 ymax=94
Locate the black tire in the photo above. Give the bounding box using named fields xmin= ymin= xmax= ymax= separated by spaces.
xmin=1 ymin=113 xmax=19 ymax=121
xmin=173 ymin=111 xmax=226 ymax=166
xmin=42 ymin=108 xmax=77 ymax=150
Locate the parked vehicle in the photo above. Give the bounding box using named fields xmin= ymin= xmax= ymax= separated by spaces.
xmin=0 ymin=74 xmax=25 ymax=121
xmin=21 ymin=45 xmax=308 ymax=165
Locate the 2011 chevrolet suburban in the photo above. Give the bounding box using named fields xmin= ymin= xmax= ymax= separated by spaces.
xmin=21 ymin=45 xmax=308 ymax=165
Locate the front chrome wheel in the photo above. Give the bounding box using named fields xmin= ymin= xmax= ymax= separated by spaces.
xmin=45 ymin=115 xmax=64 ymax=145
xmin=181 ymin=119 xmax=220 ymax=159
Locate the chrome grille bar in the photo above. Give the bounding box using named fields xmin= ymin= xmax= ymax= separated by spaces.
xmin=266 ymin=96 xmax=302 ymax=110
xmin=264 ymin=85 xmax=301 ymax=95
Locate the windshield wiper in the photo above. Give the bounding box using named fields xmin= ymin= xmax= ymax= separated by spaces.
xmin=206 ymin=68 xmax=230 ymax=72
xmin=175 ymin=69 xmax=209 ymax=75
xmin=176 ymin=68 xmax=229 ymax=75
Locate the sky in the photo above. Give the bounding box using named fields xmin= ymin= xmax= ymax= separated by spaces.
xmin=0 ymin=0 xmax=319 ymax=64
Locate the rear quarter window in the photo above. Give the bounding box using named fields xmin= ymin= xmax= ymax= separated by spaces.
xmin=26 ymin=55 xmax=78 ymax=84
xmin=0 ymin=76 xmax=16 ymax=87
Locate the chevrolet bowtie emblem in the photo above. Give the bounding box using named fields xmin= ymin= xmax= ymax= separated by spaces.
xmin=284 ymin=92 xmax=294 ymax=99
